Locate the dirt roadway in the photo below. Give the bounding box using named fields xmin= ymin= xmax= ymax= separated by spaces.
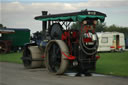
xmin=0 ymin=62 xmax=128 ymax=85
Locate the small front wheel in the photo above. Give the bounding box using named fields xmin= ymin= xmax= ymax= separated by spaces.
xmin=22 ymin=46 xmax=44 ymax=69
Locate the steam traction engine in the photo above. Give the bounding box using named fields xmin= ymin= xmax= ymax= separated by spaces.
xmin=22 ymin=10 xmax=106 ymax=75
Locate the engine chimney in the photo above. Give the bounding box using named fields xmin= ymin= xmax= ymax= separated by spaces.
xmin=42 ymin=11 xmax=48 ymax=32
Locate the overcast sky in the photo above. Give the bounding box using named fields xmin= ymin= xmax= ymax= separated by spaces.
xmin=0 ymin=0 xmax=128 ymax=33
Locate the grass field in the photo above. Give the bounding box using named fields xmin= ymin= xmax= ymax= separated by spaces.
xmin=0 ymin=51 xmax=128 ymax=77
xmin=96 ymin=51 xmax=128 ymax=77
xmin=0 ymin=52 xmax=22 ymax=64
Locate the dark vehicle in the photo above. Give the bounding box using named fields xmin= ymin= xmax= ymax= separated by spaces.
xmin=125 ymin=38 xmax=128 ymax=49
xmin=0 ymin=28 xmax=30 ymax=53
xmin=22 ymin=10 xmax=106 ymax=75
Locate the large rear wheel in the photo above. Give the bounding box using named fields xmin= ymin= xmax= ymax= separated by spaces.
xmin=45 ymin=40 xmax=69 ymax=75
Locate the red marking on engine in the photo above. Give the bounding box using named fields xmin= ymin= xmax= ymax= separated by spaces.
xmin=61 ymin=52 xmax=75 ymax=60
xmin=41 ymin=55 xmax=45 ymax=58
xmin=83 ymin=38 xmax=92 ymax=42
xmin=96 ymin=55 xmax=100 ymax=59
xmin=72 ymin=32 xmax=77 ymax=38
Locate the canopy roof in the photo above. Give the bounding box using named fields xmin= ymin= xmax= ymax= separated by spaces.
xmin=35 ymin=10 xmax=107 ymax=22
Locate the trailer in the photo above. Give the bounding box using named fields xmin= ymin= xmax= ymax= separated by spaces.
xmin=0 ymin=28 xmax=30 ymax=53
xmin=0 ymin=29 xmax=15 ymax=53
xmin=21 ymin=10 xmax=106 ymax=76
xmin=97 ymin=32 xmax=125 ymax=52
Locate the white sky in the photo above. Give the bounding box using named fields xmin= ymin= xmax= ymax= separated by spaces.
xmin=0 ymin=0 xmax=128 ymax=33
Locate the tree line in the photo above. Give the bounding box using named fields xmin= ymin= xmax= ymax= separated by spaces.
xmin=95 ymin=23 xmax=128 ymax=38
xmin=71 ymin=22 xmax=128 ymax=38
xmin=0 ymin=24 xmax=6 ymax=29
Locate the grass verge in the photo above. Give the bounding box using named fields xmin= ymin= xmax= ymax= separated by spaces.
xmin=0 ymin=51 xmax=128 ymax=77
xmin=96 ymin=51 xmax=128 ymax=77
xmin=0 ymin=52 xmax=22 ymax=64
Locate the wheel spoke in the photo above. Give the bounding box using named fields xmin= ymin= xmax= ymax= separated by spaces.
xmin=52 ymin=44 xmax=56 ymax=57
xmin=48 ymin=43 xmax=61 ymax=72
